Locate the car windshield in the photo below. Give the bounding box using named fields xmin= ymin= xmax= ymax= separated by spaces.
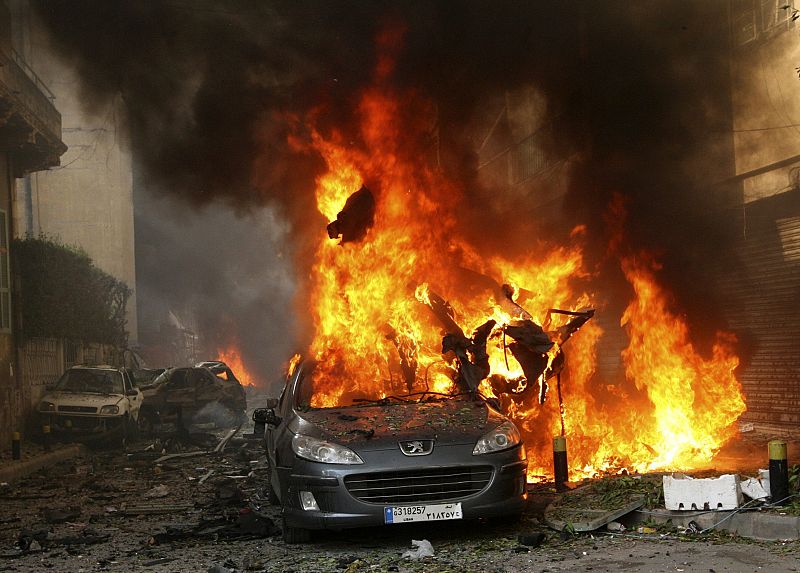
xmin=54 ymin=369 xmax=124 ymax=394
xmin=295 ymin=359 xmax=465 ymax=410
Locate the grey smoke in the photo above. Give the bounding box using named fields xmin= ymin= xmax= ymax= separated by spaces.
xmin=134 ymin=186 xmax=296 ymax=387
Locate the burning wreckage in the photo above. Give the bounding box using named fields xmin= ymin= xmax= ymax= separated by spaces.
xmin=324 ymin=185 xmax=594 ymax=407
xmin=261 ymin=187 xmax=594 ymax=542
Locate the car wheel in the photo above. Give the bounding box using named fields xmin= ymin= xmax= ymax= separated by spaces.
xmin=265 ymin=459 xmax=281 ymax=505
xmin=281 ymin=517 xmax=311 ymax=544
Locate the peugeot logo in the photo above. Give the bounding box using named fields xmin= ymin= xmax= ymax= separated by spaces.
xmin=399 ymin=440 xmax=433 ymax=456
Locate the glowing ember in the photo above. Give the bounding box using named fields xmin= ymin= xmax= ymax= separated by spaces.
xmin=215 ymin=345 xmax=256 ymax=387
xmin=282 ymin=31 xmax=746 ymax=481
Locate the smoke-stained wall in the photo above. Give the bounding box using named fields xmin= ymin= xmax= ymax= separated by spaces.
xmin=11 ymin=0 xmax=138 ymax=343
xmin=717 ymin=1 xmax=800 ymax=431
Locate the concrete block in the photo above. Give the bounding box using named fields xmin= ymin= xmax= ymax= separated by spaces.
xmin=663 ymin=473 xmax=742 ymax=510
xmin=741 ymin=476 xmax=769 ymax=500
xmin=758 ymin=468 xmax=771 ymax=497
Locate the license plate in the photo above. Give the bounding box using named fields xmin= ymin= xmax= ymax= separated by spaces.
xmin=384 ymin=502 xmax=463 ymax=524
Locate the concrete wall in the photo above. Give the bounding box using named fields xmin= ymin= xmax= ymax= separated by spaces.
xmin=9 ymin=2 xmax=138 ymax=344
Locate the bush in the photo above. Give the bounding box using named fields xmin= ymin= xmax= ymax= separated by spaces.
xmin=14 ymin=235 xmax=132 ymax=345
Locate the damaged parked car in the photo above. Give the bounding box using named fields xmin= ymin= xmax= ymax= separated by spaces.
xmin=261 ymin=357 xmax=528 ymax=543
xmin=38 ymin=365 xmax=143 ymax=444
xmin=138 ymin=364 xmax=247 ymax=432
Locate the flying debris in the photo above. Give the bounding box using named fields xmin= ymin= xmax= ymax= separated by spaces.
xmin=326 ymin=186 xmax=376 ymax=243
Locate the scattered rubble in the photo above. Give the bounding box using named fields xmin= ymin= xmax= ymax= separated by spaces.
xmin=2 ymin=426 xmax=800 ymax=571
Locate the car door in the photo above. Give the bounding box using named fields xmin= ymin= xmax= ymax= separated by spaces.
xmin=164 ymin=368 xmax=195 ymax=408
xmin=192 ymin=368 xmax=219 ymax=407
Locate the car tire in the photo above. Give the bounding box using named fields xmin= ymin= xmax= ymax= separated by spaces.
xmin=265 ymin=459 xmax=281 ymax=506
xmin=281 ymin=518 xmax=311 ymax=544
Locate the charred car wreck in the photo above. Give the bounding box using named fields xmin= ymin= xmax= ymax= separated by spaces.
xmin=138 ymin=363 xmax=247 ymax=433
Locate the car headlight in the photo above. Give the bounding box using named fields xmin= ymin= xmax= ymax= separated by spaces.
xmin=292 ymin=434 xmax=363 ymax=465
xmin=39 ymin=401 xmax=55 ymax=412
xmin=473 ymin=421 xmax=522 ymax=455
xmin=99 ymin=405 xmax=119 ymax=415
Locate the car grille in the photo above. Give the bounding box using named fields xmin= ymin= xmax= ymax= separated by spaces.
xmin=344 ymin=465 xmax=493 ymax=504
xmin=58 ymin=405 xmax=98 ymax=414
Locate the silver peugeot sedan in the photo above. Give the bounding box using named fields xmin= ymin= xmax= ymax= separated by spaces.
xmin=261 ymin=358 xmax=528 ymax=543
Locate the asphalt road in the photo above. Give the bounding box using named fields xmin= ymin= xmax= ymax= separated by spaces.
xmin=1 ymin=434 xmax=799 ymax=573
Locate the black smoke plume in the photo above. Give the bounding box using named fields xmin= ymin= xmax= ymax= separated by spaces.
xmin=33 ymin=0 xmax=739 ymax=375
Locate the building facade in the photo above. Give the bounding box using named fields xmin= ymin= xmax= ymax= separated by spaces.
xmin=0 ymin=0 xmax=64 ymax=447
xmin=8 ymin=0 xmax=138 ymax=345
xmin=723 ymin=0 xmax=800 ymax=432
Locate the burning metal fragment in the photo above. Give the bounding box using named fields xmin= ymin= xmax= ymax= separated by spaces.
xmin=418 ymin=280 xmax=594 ymax=400
xmin=501 ymin=308 xmax=595 ymax=403
xmin=326 ymin=185 xmax=375 ymax=243
xmin=420 ymin=287 xmax=495 ymax=392
xmin=383 ymin=324 xmax=418 ymax=393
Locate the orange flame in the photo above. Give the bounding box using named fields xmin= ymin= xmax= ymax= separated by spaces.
xmin=277 ymin=32 xmax=746 ymax=481
xmin=215 ymin=345 xmax=256 ymax=387
xmin=618 ymin=256 xmax=745 ymax=471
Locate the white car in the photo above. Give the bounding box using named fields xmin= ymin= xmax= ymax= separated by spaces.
xmin=38 ymin=365 xmax=143 ymax=444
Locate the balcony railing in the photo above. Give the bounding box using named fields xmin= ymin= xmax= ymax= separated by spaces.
xmin=0 ymin=46 xmax=63 ymax=144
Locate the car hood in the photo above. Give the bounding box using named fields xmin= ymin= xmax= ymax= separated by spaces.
xmin=42 ymin=392 xmax=123 ymax=407
xmin=297 ymin=399 xmax=506 ymax=451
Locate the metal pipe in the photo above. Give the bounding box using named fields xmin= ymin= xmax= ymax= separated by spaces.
xmin=769 ymin=440 xmax=789 ymax=505
xmin=553 ymin=435 xmax=568 ymax=492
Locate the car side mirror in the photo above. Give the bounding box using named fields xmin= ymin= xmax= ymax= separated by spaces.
xmin=126 ymin=389 xmax=138 ymax=397
xmin=265 ymin=408 xmax=282 ymax=426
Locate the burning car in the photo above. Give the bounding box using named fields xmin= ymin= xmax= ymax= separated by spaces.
xmin=262 ymin=357 xmax=528 ymax=543
xmin=138 ymin=365 xmax=247 ymax=431
xmin=195 ymin=360 xmax=239 ymax=382
xmin=37 ymin=365 xmax=143 ymax=443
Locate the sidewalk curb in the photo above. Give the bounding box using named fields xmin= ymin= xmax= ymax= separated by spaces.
xmin=635 ymin=508 xmax=800 ymax=541
xmin=0 ymin=445 xmax=90 ymax=484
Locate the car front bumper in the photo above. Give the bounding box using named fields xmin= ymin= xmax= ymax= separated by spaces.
xmin=39 ymin=413 xmax=125 ymax=434
xmin=279 ymin=443 xmax=528 ymax=531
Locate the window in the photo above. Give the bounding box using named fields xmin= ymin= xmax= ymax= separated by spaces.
xmin=732 ymin=0 xmax=795 ymax=45
xmin=0 ymin=210 xmax=10 ymax=332
xmin=733 ymin=0 xmax=757 ymax=44
xmin=762 ymin=0 xmax=791 ymax=30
